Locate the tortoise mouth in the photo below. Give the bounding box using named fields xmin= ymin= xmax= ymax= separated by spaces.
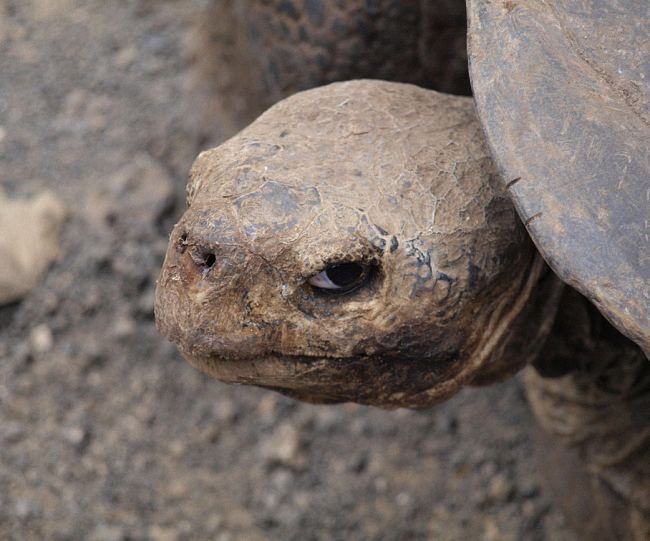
xmin=181 ymin=348 xmax=467 ymax=408
xmin=182 ymin=350 xmax=364 ymax=384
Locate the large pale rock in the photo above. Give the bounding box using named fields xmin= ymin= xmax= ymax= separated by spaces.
xmin=0 ymin=187 xmax=67 ymax=305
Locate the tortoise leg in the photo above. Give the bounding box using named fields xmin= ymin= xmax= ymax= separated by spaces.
xmin=189 ymin=0 xmax=470 ymax=140
xmin=524 ymin=314 xmax=650 ymax=541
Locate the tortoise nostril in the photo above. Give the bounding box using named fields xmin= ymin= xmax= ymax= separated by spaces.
xmin=188 ymin=246 xmax=217 ymax=272
xmin=203 ymin=253 xmax=216 ymax=269
xmin=177 ymin=232 xmax=189 ymax=254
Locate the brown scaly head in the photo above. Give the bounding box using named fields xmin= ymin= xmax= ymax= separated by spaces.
xmin=155 ymin=80 xmax=564 ymax=408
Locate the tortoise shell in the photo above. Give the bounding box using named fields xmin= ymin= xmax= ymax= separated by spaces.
xmin=467 ymin=0 xmax=650 ymax=356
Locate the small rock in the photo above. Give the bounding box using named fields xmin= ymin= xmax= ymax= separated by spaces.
xmin=257 ymin=393 xmax=279 ymax=419
xmin=168 ymin=439 xmax=186 ymax=458
xmin=14 ymin=499 xmax=39 ymax=519
xmin=214 ymin=398 xmax=237 ymax=424
xmin=29 ymin=324 xmax=53 ymax=353
xmin=522 ymin=500 xmax=537 ymax=518
xmin=488 ymin=474 xmax=515 ymax=502
xmin=167 ymin=479 xmax=190 ymax=499
xmin=149 ymin=525 xmax=179 ymax=541
xmin=374 ymin=476 xmax=388 ymax=492
xmin=63 ymin=425 xmax=90 ymax=451
xmin=396 ymin=492 xmax=413 ymax=507
xmin=112 ymin=314 xmax=136 ymax=339
xmin=114 ymin=46 xmax=137 ymax=69
xmin=261 ymin=423 xmax=303 ymax=468
xmin=88 ymin=524 xmax=126 ymax=541
xmin=483 ymin=517 xmax=501 ymax=541
xmin=313 ymin=408 xmax=343 ymax=432
xmin=32 ymin=0 xmax=74 ymax=20
xmin=0 ymin=126 xmax=6 ymax=143
xmin=0 ymin=188 xmax=67 ymax=305
xmin=62 ymin=88 xmax=88 ymax=117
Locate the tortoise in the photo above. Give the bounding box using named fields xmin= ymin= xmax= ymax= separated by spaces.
xmin=156 ymin=1 xmax=649 ymax=539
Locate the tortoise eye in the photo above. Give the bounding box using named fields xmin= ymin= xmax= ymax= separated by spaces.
xmin=308 ymin=262 xmax=371 ymax=293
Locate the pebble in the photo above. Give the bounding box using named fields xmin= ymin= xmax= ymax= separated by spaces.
xmin=114 ymin=46 xmax=137 ymax=69
xmin=488 ymin=474 xmax=515 ymax=502
xmin=88 ymin=524 xmax=126 ymax=541
xmin=214 ymin=398 xmax=237 ymax=424
xmin=374 ymin=476 xmax=388 ymax=492
xmin=396 ymin=492 xmax=413 ymax=507
xmin=483 ymin=517 xmax=501 ymax=541
xmin=312 ymin=408 xmax=343 ymax=432
xmin=112 ymin=314 xmax=137 ymax=339
xmin=261 ymin=423 xmax=302 ymax=468
xmin=14 ymin=499 xmax=39 ymax=519
xmin=62 ymin=425 xmax=89 ymax=450
xmin=168 ymin=439 xmax=186 ymax=458
xmin=0 ymin=189 xmax=67 ymax=305
xmin=32 ymin=0 xmax=74 ymax=20
xmin=256 ymin=393 xmax=279 ymax=418
xmin=167 ymin=479 xmax=190 ymax=499
xmin=149 ymin=525 xmax=179 ymax=541
xmin=29 ymin=324 xmax=53 ymax=354
xmin=522 ymin=500 xmax=537 ymax=518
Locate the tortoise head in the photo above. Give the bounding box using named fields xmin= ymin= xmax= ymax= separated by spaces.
xmin=155 ymin=81 xmax=562 ymax=408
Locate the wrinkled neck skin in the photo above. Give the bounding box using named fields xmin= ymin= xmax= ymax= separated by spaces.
xmin=155 ymin=80 xmax=565 ymax=409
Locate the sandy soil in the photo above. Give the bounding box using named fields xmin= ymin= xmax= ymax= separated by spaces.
xmin=0 ymin=1 xmax=576 ymax=539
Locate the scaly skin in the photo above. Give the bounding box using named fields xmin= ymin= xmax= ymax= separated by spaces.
xmin=527 ymin=289 xmax=649 ymax=541
xmin=155 ymin=80 xmax=563 ymax=407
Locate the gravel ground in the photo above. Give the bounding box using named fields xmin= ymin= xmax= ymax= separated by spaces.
xmin=0 ymin=1 xmax=576 ymax=539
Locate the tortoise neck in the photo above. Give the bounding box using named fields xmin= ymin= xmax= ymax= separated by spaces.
xmin=526 ymin=287 xmax=650 ymax=538
xmin=533 ymin=286 xmax=646 ymax=378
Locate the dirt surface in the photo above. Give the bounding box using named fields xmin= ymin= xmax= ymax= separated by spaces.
xmin=0 ymin=1 xmax=576 ymax=540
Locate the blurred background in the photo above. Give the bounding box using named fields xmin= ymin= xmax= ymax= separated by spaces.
xmin=0 ymin=1 xmax=575 ymax=539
